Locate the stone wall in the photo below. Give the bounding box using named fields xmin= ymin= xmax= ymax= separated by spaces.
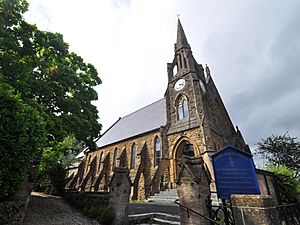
xmin=85 ymin=130 xmax=161 ymax=181
xmin=79 ymin=130 xmax=165 ymax=200
xmin=231 ymin=195 xmax=280 ymax=225
xmin=0 ymin=158 xmax=40 ymax=225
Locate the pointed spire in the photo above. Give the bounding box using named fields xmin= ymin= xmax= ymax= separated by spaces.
xmin=176 ymin=19 xmax=190 ymax=51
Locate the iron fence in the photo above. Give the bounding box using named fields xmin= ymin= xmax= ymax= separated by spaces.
xmin=277 ymin=203 xmax=300 ymax=225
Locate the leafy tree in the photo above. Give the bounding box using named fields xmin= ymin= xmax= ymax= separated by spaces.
xmin=256 ymin=133 xmax=300 ymax=177
xmin=0 ymin=81 xmax=46 ymax=199
xmin=35 ymin=135 xmax=84 ymax=196
xmin=0 ymin=0 xmax=102 ymax=149
xmin=0 ymin=0 xmax=102 ymax=198
xmin=267 ymin=165 xmax=300 ymax=203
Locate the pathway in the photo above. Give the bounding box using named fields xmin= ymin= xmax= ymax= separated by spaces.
xmin=23 ymin=192 xmax=100 ymax=225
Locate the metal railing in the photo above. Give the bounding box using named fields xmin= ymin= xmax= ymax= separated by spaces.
xmin=210 ymin=203 xmax=235 ymax=225
xmin=276 ymin=203 xmax=300 ymax=225
xmin=175 ymin=199 xmax=223 ymax=225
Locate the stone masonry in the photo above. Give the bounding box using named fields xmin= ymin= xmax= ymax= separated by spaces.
xmin=176 ymin=156 xmax=211 ymax=225
xmin=231 ymin=194 xmax=280 ymax=225
xmin=109 ymin=167 xmax=131 ymax=225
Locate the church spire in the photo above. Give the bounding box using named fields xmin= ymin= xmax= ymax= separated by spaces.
xmin=175 ymin=19 xmax=190 ymax=51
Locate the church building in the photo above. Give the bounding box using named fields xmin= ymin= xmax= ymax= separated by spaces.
xmin=67 ymin=19 xmax=255 ymax=200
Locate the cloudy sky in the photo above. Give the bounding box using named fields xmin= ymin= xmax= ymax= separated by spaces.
xmin=25 ymin=0 xmax=300 ymax=165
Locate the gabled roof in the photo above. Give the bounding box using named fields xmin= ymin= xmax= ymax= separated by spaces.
xmin=96 ymin=98 xmax=167 ymax=148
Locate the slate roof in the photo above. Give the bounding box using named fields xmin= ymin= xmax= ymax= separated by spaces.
xmin=96 ymin=98 xmax=167 ymax=148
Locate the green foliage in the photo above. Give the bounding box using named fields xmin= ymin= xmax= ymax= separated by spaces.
xmin=256 ymin=133 xmax=300 ymax=177
xmin=64 ymin=192 xmax=113 ymax=224
xmin=35 ymin=135 xmax=82 ymax=196
xmin=0 ymin=0 xmax=102 ymax=198
xmin=35 ymin=162 xmax=66 ymax=196
xmin=0 ymin=81 xmax=46 ymax=199
xmin=0 ymin=0 xmax=102 ymax=149
xmin=85 ymin=206 xmax=115 ymax=225
xmin=267 ymin=165 xmax=300 ymax=203
xmin=0 ymin=200 xmax=24 ymax=224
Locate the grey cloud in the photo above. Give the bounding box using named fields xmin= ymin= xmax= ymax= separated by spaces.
xmin=201 ymin=1 xmax=300 ymax=147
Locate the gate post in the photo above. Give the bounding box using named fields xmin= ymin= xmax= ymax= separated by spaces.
xmin=176 ymin=156 xmax=211 ymax=225
xmin=231 ymin=194 xmax=280 ymax=225
xmin=109 ymin=167 xmax=132 ymax=225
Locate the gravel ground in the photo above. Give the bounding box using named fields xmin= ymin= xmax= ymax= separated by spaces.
xmin=23 ymin=192 xmax=100 ymax=225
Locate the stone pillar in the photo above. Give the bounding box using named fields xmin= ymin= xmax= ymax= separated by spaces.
xmin=176 ymin=156 xmax=211 ymax=225
xmin=231 ymin=195 xmax=280 ymax=225
xmin=109 ymin=167 xmax=132 ymax=225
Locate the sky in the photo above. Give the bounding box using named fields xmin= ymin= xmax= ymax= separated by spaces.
xmin=24 ymin=0 xmax=300 ymax=166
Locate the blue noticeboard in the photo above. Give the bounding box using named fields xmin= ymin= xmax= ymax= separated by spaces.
xmin=212 ymin=146 xmax=260 ymax=199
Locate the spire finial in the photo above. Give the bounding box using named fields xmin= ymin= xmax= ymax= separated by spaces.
xmin=177 ymin=13 xmax=180 ymax=19
xmin=176 ymin=18 xmax=190 ymax=51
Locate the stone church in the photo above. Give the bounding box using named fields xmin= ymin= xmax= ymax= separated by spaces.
xmin=67 ymin=19 xmax=255 ymax=200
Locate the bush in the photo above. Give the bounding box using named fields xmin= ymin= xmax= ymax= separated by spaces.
xmin=267 ymin=165 xmax=300 ymax=203
xmin=0 ymin=81 xmax=46 ymax=199
xmin=0 ymin=201 xmax=24 ymax=224
xmin=85 ymin=206 xmax=115 ymax=225
xmin=35 ymin=162 xmax=66 ymax=196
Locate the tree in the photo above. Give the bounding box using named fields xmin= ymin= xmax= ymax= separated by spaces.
xmin=0 ymin=0 xmax=102 ymax=198
xmin=256 ymin=133 xmax=300 ymax=177
xmin=36 ymin=135 xmax=84 ymax=196
xmin=0 ymin=81 xmax=46 ymax=199
xmin=0 ymin=0 xmax=102 ymax=149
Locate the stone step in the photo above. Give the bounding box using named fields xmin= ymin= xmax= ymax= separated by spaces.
xmin=129 ymin=212 xmax=180 ymax=225
xmin=153 ymin=217 xmax=180 ymax=225
xmin=156 ymin=189 xmax=177 ymax=194
xmin=149 ymin=189 xmax=221 ymax=205
xmin=152 ymin=195 xmax=178 ymax=200
xmin=154 ymin=192 xmax=178 ymax=197
xmin=148 ymin=189 xmax=178 ymax=203
xmin=147 ymin=198 xmax=178 ymax=203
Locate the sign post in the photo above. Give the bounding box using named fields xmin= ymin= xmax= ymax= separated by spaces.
xmin=212 ymin=146 xmax=260 ymax=200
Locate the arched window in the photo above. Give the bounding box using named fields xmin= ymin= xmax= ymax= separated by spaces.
xmin=98 ymin=152 xmax=103 ymax=172
xmin=131 ymin=143 xmax=137 ymax=169
xmin=86 ymin=155 xmax=91 ymax=172
xmin=154 ymin=136 xmax=161 ymax=166
xmin=113 ymin=148 xmax=118 ymax=168
xmin=177 ymin=96 xmax=189 ymax=120
xmin=101 ymin=151 xmax=105 ymax=162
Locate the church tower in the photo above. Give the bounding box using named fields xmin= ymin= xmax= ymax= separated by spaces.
xmin=165 ymin=20 xmax=249 ymax=185
xmin=165 ymin=19 xmax=207 ymax=135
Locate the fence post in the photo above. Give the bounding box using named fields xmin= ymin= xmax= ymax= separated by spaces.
xmin=109 ymin=167 xmax=132 ymax=225
xmin=231 ymin=194 xmax=280 ymax=225
xmin=176 ymin=156 xmax=211 ymax=225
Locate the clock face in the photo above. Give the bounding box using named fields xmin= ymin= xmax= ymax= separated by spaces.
xmin=174 ymin=79 xmax=186 ymax=91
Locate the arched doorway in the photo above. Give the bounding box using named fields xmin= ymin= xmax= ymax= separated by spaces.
xmin=174 ymin=140 xmax=195 ymax=181
xmin=176 ymin=140 xmax=195 ymax=159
